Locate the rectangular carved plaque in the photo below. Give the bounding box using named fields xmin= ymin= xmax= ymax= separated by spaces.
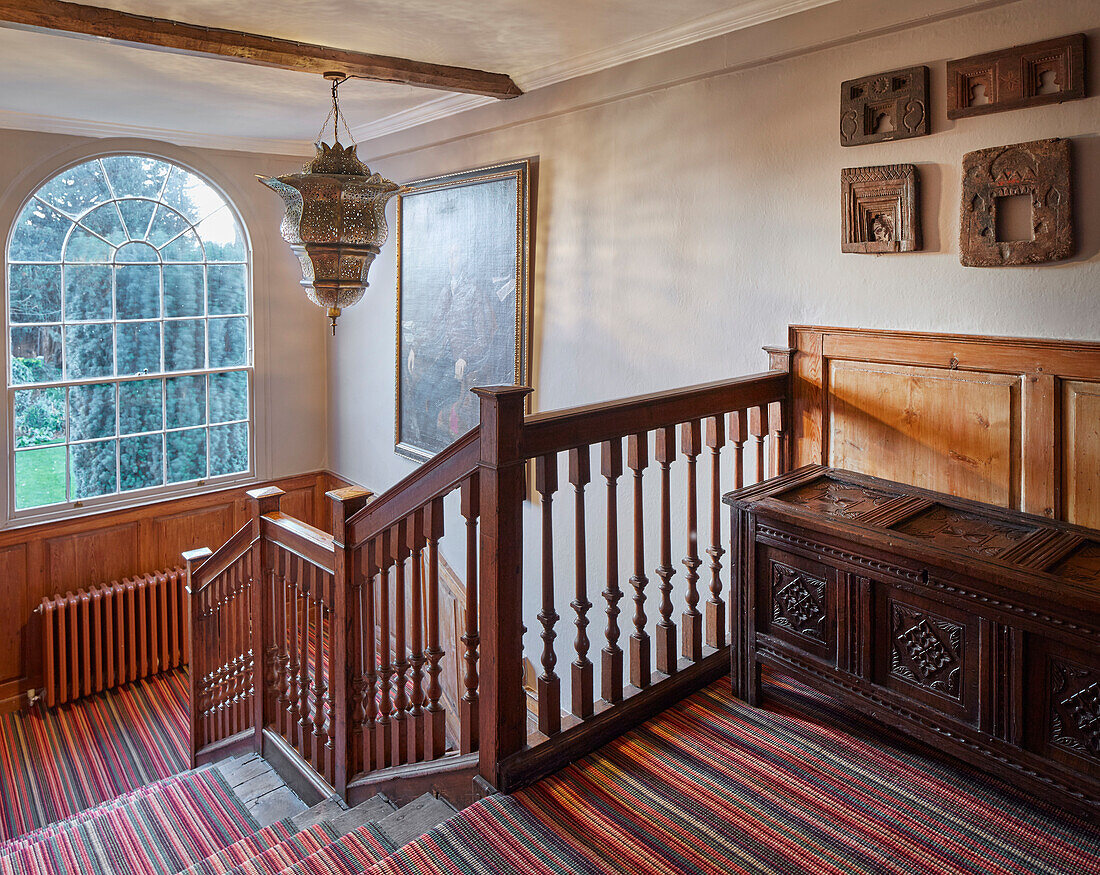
xmin=960 ymin=138 xmax=1073 ymax=267
xmin=841 ymin=165 xmax=920 ymax=253
xmin=947 ymin=33 xmax=1085 ymax=120
xmin=841 ymin=66 xmax=929 ymax=146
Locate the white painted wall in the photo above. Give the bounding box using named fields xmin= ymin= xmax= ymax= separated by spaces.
xmin=0 ymin=130 xmax=331 ymax=526
xmin=325 ymin=0 xmax=1099 ymax=690
xmin=329 ymin=0 xmax=1099 ymax=494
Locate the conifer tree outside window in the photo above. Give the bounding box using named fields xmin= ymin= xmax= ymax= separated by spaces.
xmin=6 ymin=155 xmax=252 ymax=512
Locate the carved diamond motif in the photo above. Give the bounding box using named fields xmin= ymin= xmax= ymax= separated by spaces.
xmin=1050 ymin=658 xmax=1100 ymax=761
xmin=771 ymin=562 xmax=826 ymax=643
xmin=890 ymin=602 xmax=963 ymax=699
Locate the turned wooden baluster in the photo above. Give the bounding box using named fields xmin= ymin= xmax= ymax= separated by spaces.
xmin=705 ymin=415 xmax=726 ymax=648
xmin=681 ymin=421 xmax=703 ymax=662
xmin=601 ymin=439 xmax=624 ymax=704
xmin=297 ymin=558 xmax=313 ymax=762
xmin=311 ymin=570 xmax=327 ymax=775
xmin=627 ymin=433 xmax=650 ymax=689
xmin=407 ymin=509 xmax=426 ymax=763
xmin=569 ymin=446 xmax=594 ymax=718
xmin=459 ymin=475 xmax=480 ymax=754
xmin=362 ymin=541 xmax=379 ymax=773
xmin=534 ymin=454 xmax=561 ymax=735
xmin=768 ymin=400 xmax=787 ymax=477
xmin=748 ymin=406 xmax=767 ymax=485
xmin=654 ymin=425 xmax=678 ymax=675
xmin=272 ymin=545 xmax=287 ymax=737
xmin=392 ymin=519 xmax=410 ymax=766
xmin=729 ymin=410 xmax=747 ymax=490
xmin=424 ymin=496 xmax=446 ymax=759
xmin=376 ymin=531 xmax=393 ymax=769
xmin=285 ymin=553 xmax=301 ymax=748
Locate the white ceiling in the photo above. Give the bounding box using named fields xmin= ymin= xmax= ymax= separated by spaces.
xmin=0 ymin=0 xmax=839 ymax=154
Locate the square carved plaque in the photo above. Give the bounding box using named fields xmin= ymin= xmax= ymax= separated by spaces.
xmin=960 ymin=138 xmax=1073 ymax=267
xmin=947 ymin=33 xmax=1085 ymax=119
xmin=841 ymin=165 xmax=920 ymax=253
xmin=841 ymin=66 xmax=929 ymax=146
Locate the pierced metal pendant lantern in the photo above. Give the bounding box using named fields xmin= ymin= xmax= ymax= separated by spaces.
xmin=258 ymin=73 xmax=401 ymax=333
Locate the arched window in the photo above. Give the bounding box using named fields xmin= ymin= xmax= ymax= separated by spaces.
xmin=7 ymin=155 xmax=251 ymax=513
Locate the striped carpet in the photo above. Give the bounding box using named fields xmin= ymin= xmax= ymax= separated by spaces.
xmin=373 ymin=673 xmax=1100 ymax=875
xmin=0 ymin=670 xmax=189 ymax=842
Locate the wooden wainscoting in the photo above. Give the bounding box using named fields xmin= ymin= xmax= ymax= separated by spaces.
xmin=788 ymin=326 xmax=1100 ymax=525
xmin=0 ymin=470 xmax=349 ymax=712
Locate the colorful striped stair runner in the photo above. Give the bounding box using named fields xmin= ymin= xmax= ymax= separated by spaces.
xmin=0 ymin=766 xmax=257 ymax=875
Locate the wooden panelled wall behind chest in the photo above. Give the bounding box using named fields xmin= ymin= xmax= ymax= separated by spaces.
xmin=0 ymin=470 xmax=345 ymax=711
xmin=788 ymin=326 xmax=1100 ymax=528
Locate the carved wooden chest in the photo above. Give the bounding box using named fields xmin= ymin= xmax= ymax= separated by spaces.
xmin=725 ymin=466 xmax=1100 ymax=818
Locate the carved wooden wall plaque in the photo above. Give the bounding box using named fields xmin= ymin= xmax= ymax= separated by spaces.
xmin=947 ymin=33 xmax=1085 ymax=120
xmin=841 ymin=66 xmax=929 ymax=146
xmin=841 ymin=165 xmax=920 ymax=253
xmin=960 ymin=138 xmax=1073 ymax=267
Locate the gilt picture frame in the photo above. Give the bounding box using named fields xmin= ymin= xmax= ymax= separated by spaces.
xmin=395 ymin=160 xmax=533 ymax=462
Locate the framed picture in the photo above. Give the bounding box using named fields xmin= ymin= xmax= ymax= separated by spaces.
xmin=395 ymin=160 xmax=533 ymax=462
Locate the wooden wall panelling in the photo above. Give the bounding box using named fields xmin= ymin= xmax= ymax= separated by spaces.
xmin=826 ymin=359 xmax=1019 ymax=507
xmin=787 ymin=326 xmax=1100 ymax=524
xmin=1062 ymin=381 xmax=1100 ymax=528
xmin=0 ymin=470 xmax=343 ymax=711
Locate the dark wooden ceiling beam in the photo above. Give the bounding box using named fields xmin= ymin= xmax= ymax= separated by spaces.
xmin=0 ymin=0 xmax=523 ymax=99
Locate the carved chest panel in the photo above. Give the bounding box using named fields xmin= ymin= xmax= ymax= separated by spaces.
xmin=726 ymin=466 xmax=1100 ymax=820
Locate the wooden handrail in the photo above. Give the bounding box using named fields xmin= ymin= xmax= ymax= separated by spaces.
xmin=260 ymin=513 xmax=335 ymax=571
xmin=190 ymin=521 xmax=251 ymax=591
xmin=522 ymin=371 xmax=788 ymax=457
xmin=347 ymin=427 xmax=481 ymax=547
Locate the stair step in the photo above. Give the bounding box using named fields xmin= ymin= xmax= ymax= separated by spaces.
xmin=214 ymin=755 xmax=308 ymax=827
xmin=375 ymin=794 xmax=457 ymax=848
xmin=172 ymin=818 xmax=300 ymax=875
xmin=267 ymin=823 xmax=394 ymax=875
xmin=291 ymin=797 xmax=347 ymax=831
xmin=328 ymin=795 xmax=397 ymax=837
xmin=199 ymin=822 xmax=339 ymax=875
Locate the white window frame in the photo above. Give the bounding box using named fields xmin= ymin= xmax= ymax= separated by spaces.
xmin=4 ymin=152 xmax=255 ymax=524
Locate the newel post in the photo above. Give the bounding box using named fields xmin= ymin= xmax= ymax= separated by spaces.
xmin=327 ymin=486 xmax=373 ymax=799
xmin=247 ymin=486 xmax=283 ymax=753
xmin=474 ymin=385 xmax=532 ymax=791
xmin=183 ymin=546 xmax=212 ymax=769
xmin=763 ymin=346 xmax=795 ymax=475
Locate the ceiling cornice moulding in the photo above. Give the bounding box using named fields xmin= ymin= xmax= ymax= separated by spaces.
xmin=0 ymin=108 xmax=316 ymax=156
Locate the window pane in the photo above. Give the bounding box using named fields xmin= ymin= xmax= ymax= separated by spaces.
xmin=116 ymin=322 xmax=161 ymax=375
xmin=209 ymin=423 xmax=248 ymax=476
xmin=147 ymin=205 xmax=190 ymax=248
xmin=166 ymin=374 xmax=205 ymax=427
xmin=207 ymin=265 xmax=246 ymax=315
xmin=9 ymin=264 xmax=62 ymax=323
xmin=164 ymin=319 xmax=205 ymax=371
xmin=209 ymin=371 xmax=247 ymax=423
xmin=115 ymin=241 xmax=158 ymax=262
xmin=161 ymin=230 xmax=204 ymax=262
xmin=79 ymin=203 xmax=128 ymax=246
xmin=196 ymin=207 xmax=246 ymax=261
xmin=167 ymin=427 xmax=206 ymax=482
xmin=115 ymin=264 xmax=160 ymax=320
xmin=15 ymin=446 xmax=66 ymax=509
xmin=116 ymin=199 xmax=156 ymax=241
xmin=65 ymin=323 xmax=114 ymax=379
xmin=11 ymin=326 xmax=63 ymax=385
xmin=65 ymin=264 xmax=113 ymax=321
xmin=119 ymin=379 xmax=163 ymax=434
xmin=70 ymin=439 xmax=117 ymax=498
xmin=70 ymin=382 xmax=116 ymax=441
xmin=120 ymin=435 xmax=164 ymax=491
xmin=14 ymin=387 xmax=65 ymax=447
xmin=163 ymin=265 xmax=204 ymax=317
xmin=36 ymin=161 xmax=112 ymax=219
xmin=64 ymin=227 xmax=113 ymax=262
xmin=161 ymin=167 xmax=225 ymax=224
xmin=10 ymin=199 xmax=71 ymax=262
xmin=101 ymin=156 xmax=171 ymax=199
xmin=208 ymin=317 xmax=247 ymax=368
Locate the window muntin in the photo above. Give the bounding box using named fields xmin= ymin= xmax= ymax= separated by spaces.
xmin=7 ymin=155 xmax=252 ymax=513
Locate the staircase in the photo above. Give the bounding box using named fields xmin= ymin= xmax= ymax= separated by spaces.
xmin=0 ymin=754 xmax=457 ymax=875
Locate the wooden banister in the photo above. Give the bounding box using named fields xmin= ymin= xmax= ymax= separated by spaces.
xmin=189 ymin=523 xmax=251 ymax=590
